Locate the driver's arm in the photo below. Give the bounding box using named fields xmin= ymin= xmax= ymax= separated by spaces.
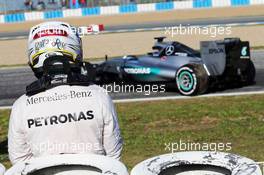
xmin=101 ymin=93 xmax=123 ymax=160
xmin=8 ymin=100 xmax=32 ymax=164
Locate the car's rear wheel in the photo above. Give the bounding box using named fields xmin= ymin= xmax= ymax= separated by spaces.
xmin=242 ymin=60 xmax=256 ymax=85
xmin=176 ymin=66 xmax=208 ymax=96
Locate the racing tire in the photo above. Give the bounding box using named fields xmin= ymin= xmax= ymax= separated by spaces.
xmin=176 ymin=65 xmax=208 ymax=96
xmin=131 ymin=151 xmax=262 ymax=175
xmin=242 ymin=60 xmax=256 ymax=85
xmin=5 ymin=154 xmax=128 ymax=175
xmin=0 ymin=163 xmax=5 ymax=175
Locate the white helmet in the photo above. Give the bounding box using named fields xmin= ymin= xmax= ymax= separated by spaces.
xmin=28 ymin=21 xmax=83 ymax=74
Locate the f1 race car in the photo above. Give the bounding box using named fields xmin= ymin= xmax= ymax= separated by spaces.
xmin=94 ymin=37 xmax=255 ymax=96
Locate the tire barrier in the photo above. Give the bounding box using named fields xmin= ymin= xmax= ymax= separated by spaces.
xmin=131 ymin=151 xmax=262 ymax=175
xmin=0 ymin=164 xmax=5 ymax=175
xmin=4 ymin=154 xmax=129 ymax=175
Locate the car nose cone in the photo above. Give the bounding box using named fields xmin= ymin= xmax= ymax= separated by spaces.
xmin=130 ymin=151 xmax=262 ymax=175
xmin=4 ymin=154 xmax=129 ymax=175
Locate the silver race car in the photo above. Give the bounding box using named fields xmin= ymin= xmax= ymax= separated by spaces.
xmin=95 ymin=37 xmax=255 ymax=96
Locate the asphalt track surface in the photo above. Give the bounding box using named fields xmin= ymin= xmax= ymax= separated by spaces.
xmin=0 ymin=50 xmax=263 ymax=107
xmin=0 ymin=16 xmax=264 ymax=40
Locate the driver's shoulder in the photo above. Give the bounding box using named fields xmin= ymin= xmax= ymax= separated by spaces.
xmin=11 ymin=94 xmax=28 ymax=110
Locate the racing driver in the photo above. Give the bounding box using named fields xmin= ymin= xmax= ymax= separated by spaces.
xmin=8 ymin=21 xmax=123 ymax=164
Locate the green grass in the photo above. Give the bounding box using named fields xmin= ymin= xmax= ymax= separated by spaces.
xmin=0 ymin=110 xmax=10 ymax=168
xmin=1 ymin=95 xmax=264 ymax=170
xmin=0 ymin=64 xmax=28 ymax=68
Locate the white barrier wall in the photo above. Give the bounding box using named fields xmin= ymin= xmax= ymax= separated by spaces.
xmin=0 ymin=15 xmax=4 ymax=24
xmin=25 ymin=12 xmax=44 ymax=21
xmin=100 ymin=6 xmax=119 ymax=15
xmin=250 ymin=0 xmax=264 ymax=5
xmin=62 ymin=9 xmax=82 ymax=17
xmin=174 ymin=1 xmax=193 ymax=9
xmin=137 ymin=3 xmax=156 ymax=12
xmin=212 ymin=0 xmax=231 ymax=7
xmin=2 ymin=0 xmax=264 ymax=23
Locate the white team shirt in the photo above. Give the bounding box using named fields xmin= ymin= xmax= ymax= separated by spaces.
xmin=8 ymin=84 xmax=123 ymax=164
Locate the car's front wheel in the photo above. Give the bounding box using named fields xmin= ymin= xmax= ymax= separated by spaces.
xmin=176 ymin=66 xmax=208 ymax=96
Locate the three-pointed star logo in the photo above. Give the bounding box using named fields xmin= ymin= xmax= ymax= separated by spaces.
xmin=165 ymin=45 xmax=175 ymax=56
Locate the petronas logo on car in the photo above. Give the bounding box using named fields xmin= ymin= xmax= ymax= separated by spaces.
xmin=124 ymin=67 xmax=151 ymax=74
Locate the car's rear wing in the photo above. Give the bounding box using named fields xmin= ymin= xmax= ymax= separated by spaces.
xmin=200 ymin=38 xmax=250 ymax=76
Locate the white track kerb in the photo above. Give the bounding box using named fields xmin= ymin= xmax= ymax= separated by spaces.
xmin=131 ymin=151 xmax=262 ymax=175
xmin=4 ymin=154 xmax=129 ymax=175
xmin=113 ymin=90 xmax=264 ymax=103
